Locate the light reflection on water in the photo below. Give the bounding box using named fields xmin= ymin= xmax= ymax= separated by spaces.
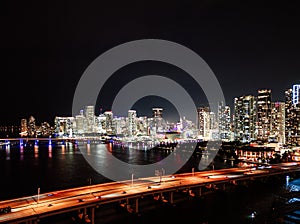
xmin=0 ymin=142 xmax=194 ymax=199
xmin=78 ymin=142 xmax=204 ymax=181
xmin=0 ymin=141 xmax=221 ymax=201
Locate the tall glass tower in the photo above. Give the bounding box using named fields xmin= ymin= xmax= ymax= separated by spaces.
xmin=234 ymin=95 xmax=257 ymax=142
xmin=84 ymin=105 xmax=95 ymax=133
xmin=286 ymin=85 xmax=300 ymax=145
xmin=257 ymin=89 xmax=272 ymax=142
xmin=128 ymin=110 xmax=137 ymax=137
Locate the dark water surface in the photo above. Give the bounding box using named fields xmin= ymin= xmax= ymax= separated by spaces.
xmin=0 ymin=141 xmax=295 ymax=223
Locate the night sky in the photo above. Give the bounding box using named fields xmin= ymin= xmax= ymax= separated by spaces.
xmin=1 ymin=0 xmax=300 ymax=125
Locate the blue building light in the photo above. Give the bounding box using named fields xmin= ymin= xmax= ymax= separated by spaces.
xmin=293 ymin=84 xmax=300 ymax=105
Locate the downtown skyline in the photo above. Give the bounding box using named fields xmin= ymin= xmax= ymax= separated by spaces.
xmin=1 ymin=82 xmax=299 ymax=147
xmin=1 ymin=1 xmax=300 ymax=125
xmin=0 ymin=83 xmax=298 ymax=125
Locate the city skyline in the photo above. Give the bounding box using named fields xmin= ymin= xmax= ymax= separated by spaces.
xmin=1 ymin=1 xmax=300 ymax=125
xmin=1 ymin=83 xmax=298 ymax=125
xmin=1 ymin=82 xmax=298 ymax=147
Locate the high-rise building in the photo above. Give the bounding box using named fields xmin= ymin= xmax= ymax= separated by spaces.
xmin=285 ymin=88 xmax=294 ymax=145
xmin=20 ymin=118 xmax=28 ymax=137
xmin=75 ymin=114 xmax=85 ymax=135
xmin=104 ymin=111 xmax=113 ymax=134
xmin=209 ymin=112 xmax=218 ymax=130
xmin=113 ymin=117 xmax=126 ymax=135
xmin=234 ymin=95 xmax=257 ymax=142
xmin=28 ymin=116 xmax=36 ymax=137
xmin=285 ymin=87 xmax=300 ymax=145
xmin=218 ymin=101 xmax=231 ymax=141
xmin=197 ymin=107 xmax=210 ymax=139
xmin=151 ymin=107 xmax=166 ymax=134
xmin=293 ymin=107 xmax=300 ymax=145
xmin=54 ymin=116 xmax=75 ymax=137
xmin=84 ymin=105 xmax=95 ymax=133
xmin=257 ymin=89 xmax=272 ymax=142
xmin=270 ymin=102 xmax=285 ymax=144
xmin=40 ymin=122 xmax=52 ymax=136
xmin=97 ymin=113 xmax=107 ymax=134
xmin=128 ymin=110 xmax=137 ymax=137
xmin=137 ymin=116 xmax=148 ymax=135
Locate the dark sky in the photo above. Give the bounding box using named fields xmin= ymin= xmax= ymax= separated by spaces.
xmin=1 ymin=0 xmax=300 ymax=125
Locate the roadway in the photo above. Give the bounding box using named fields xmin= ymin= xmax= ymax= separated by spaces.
xmin=0 ymin=162 xmax=300 ymax=223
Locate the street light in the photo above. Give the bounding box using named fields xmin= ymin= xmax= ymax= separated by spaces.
xmin=37 ymin=188 xmax=40 ymax=203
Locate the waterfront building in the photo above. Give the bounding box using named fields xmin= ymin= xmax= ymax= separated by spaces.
xmin=54 ymin=116 xmax=75 ymax=137
xmin=209 ymin=111 xmax=219 ymax=140
xmin=40 ymin=122 xmax=52 ymax=136
xmin=112 ymin=117 xmax=126 ymax=136
xmin=286 ymin=88 xmax=294 ymax=145
xmin=84 ymin=105 xmax=95 ymax=133
xmin=234 ymin=95 xmax=257 ymax=142
xmin=104 ymin=111 xmax=113 ymax=134
xmin=75 ymin=113 xmax=85 ymax=135
xmin=292 ymin=84 xmax=300 ymax=145
xmin=97 ymin=113 xmax=106 ymax=133
xmin=294 ymin=108 xmax=300 ymax=145
xmin=197 ymin=107 xmax=210 ymax=140
xmin=151 ymin=107 xmax=166 ymax=135
xmin=181 ymin=116 xmax=197 ymax=139
xmin=218 ymin=101 xmax=231 ymax=142
xmin=128 ymin=110 xmax=137 ymax=137
xmin=136 ymin=116 xmax=148 ymax=136
xmin=27 ymin=116 xmax=36 ymax=137
xmin=270 ymin=102 xmax=285 ymax=144
xmin=257 ymin=89 xmax=272 ymax=142
xmin=20 ymin=118 xmax=28 ymax=137
xmin=285 ymin=87 xmax=300 ymax=145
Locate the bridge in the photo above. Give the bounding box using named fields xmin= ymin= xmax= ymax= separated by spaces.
xmin=0 ymin=137 xmax=107 ymax=148
xmin=0 ymin=137 xmax=101 ymax=142
xmin=0 ymin=162 xmax=299 ymax=224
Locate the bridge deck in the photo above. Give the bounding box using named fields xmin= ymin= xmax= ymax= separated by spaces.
xmin=0 ymin=162 xmax=299 ymax=223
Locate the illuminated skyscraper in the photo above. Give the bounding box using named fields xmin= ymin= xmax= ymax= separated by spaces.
xmin=40 ymin=122 xmax=52 ymax=136
xmin=197 ymin=107 xmax=210 ymax=139
xmin=257 ymin=89 xmax=272 ymax=142
xmin=270 ymin=102 xmax=285 ymax=144
xmin=28 ymin=116 xmax=36 ymax=137
xmin=20 ymin=118 xmax=28 ymax=137
xmin=75 ymin=114 xmax=85 ymax=135
xmin=113 ymin=117 xmax=126 ymax=135
xmin=97 ymin=113 xmax=107 ymax=134
xmin=285 ymin=87 xmax=300 ymax=145
xmin=104 ymin=111 xmax=113 ymax=134
xmin=285 ymin=88 xmax=293 ymax=144
xmin=54 ymin=116 xmax=75 ymax=137
xmin=218 ymin=101 xmax=231 ymax=141
xmin=128 ymin=110 xmax=137 ymax=137
xmin=151 ymin=107 xmax=166 ymax=134
xmin=84 ymin=105 xmax=95 ymax=133
xmin=234 ymin=95 xmax=257 ymax=142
